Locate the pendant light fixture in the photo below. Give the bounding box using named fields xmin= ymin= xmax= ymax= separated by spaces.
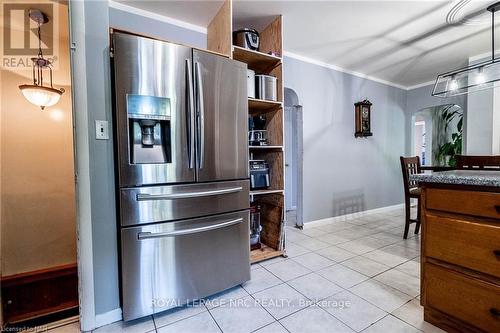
xmin=432 ymin=2 xmax=500 ymax=97
xmin=18 ymin=9 xmax=64 ymax=110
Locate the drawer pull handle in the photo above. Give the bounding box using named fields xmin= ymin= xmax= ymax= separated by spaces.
xmin=495 ymin=205 xmax=500 ymax=214
xmin=494 ymin=250 xmax=500 ymax=258
xmin=490 ymin=308 xmax=500 ymax=317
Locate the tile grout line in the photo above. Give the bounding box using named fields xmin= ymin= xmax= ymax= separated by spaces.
xmin=390 ymin=301 xmax=428 ymax=333
xmin=261 ymin=257 xmax=313 ymax=282
xmin=152 ymin=302 xmax=211 ymax=331
xmin=205 ymin=306 xmax=224 ymax=333
xmin=294 ymin=214 xmax=423 ymax=326
xmin=345 ymin=279 xmax=416 ymax=316
xmin=256 ymin=254 xmax=381 ymax=333
xmin=314 ymin=295 xmax=389 ymax=333
xmin=136 ymin=209 xmax=424 ymax=333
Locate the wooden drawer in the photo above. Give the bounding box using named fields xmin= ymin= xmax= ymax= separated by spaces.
xmin=426 ymin=214 xmax=500 ymax=278
xmin=426 ymin=188 xmax=500 ymax=220
xmin=424 ymin=263 xmax=500 ymax=332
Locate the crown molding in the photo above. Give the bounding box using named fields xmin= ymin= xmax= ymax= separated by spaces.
xmin=108 ymin=0 xmax=207 ymax=34
xmin=106 ymin=1 xmax=445 ymax=91
xmin=406 ymin=80 xmax=436 ymax=91
xmin=284 ymin=51 xmax=408 ymax=90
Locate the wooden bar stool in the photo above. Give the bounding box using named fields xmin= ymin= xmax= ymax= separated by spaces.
xmin=400 ymin=156 xmax=422 ymax=239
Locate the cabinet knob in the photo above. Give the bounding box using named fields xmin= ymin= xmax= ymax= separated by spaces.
xmin=490 ymin=308 xmax=500 ymax=317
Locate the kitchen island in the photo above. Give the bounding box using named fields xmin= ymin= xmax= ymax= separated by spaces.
xmin=411 ymin=170 xmax=500 ymax=332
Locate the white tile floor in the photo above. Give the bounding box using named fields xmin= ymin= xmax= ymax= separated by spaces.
xmin=49 ymin=207 xmax=445 ymax=333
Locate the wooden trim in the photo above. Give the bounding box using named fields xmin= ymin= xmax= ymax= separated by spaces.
xmin=2 ymin=263 xmax=78 ymax=325
xmin=1 ymin=263 xmax=77 ymax=286
xmin=420 ymin=166 xmax=454 ymax=171
xmin=424 ymin=307 xmax=484 ymax=333
xmin=421 ymin=182 xmax=499 ymax=194
xmin=420 ymin=183 xmax=427 ymax=306
xmin=456 ymin=155 xmax=500 ymax=170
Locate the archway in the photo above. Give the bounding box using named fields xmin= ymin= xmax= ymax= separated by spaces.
xmin=411 ymin=104 xmax=463 ymax=167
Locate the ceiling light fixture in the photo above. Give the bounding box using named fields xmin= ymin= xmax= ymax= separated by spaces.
xmin=18 ymin=9 xmax=64 ymax=110
xmin=449 ymin=76 xmax=459 ymax=91
xmin=476 ymin=67 xmax=486 ymax=84
xmin=433 ymin=2 xmax=500 ymax=97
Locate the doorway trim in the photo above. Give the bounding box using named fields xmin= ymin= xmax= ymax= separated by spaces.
xmin=284 ymin=88 xmax=304 ymax=228
xmin=294 ymin=105 xmax=304 ymax=228
xmin=68 ymin=1 xmax=96 ymax=331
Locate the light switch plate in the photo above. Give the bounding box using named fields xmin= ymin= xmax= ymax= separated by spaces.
xmin=95 ymin=120 xmax=109 ymax=140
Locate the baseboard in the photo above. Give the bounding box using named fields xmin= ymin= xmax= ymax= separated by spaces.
xmin=94 ymin=308 xmax=122 ymax=328
xmin=304 ymin=203 xmax=404 ymax=229
xmin=1 ymin=263 xmax=78 ymax=324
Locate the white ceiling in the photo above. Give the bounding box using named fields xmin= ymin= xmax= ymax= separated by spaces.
xmin=115 ymin=0 xmax=498 ymax=88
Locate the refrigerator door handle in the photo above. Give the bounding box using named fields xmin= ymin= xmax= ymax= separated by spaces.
xmin=136 ymin=186 xmax=243 ymax=201
xmin=195 ymin=61 xmax=205 ymax=169
xmin=186 ymin=59 xmax=195 ymax=169
xmin=137 ymin=218 xmax=243 ymax=239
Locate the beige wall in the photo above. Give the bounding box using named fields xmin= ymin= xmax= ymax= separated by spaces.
xmin=1 ymin=1 xmax=76 ymax=276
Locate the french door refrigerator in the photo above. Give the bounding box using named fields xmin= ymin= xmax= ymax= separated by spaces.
xmin=111 ymin=31 xmax=250 ymax=321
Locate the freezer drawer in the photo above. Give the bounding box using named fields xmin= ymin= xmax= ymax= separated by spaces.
xmin=120 ymin=210 xmax=251 ymax=320
xmin=120 ymin=180 xmax=249 ymax=226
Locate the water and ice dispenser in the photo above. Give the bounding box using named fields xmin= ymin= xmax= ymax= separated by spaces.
xmin=126 ymin=94 xmax=171 ymax=164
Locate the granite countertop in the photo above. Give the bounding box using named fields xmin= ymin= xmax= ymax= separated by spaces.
xmin=410 ymin=170 xmax=500 ymax=187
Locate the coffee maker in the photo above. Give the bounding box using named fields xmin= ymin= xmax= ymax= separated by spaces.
xmin=128 ymin=95 xmax=171 ymax=164
xmin=248 ymin=115 xmax=268 ymax=146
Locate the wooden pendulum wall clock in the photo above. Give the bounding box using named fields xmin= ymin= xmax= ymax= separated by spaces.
xmin=354 ymin=99 xmax=373 ymax=137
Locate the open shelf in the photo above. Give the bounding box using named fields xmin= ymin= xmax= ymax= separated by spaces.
xmin=232 ymin=46 xmax=281 ymax=72
xmin=250 ymin=189 xmax=283 ymax=196
xmin=248 ymin=98 xmax=282 ymax=114
xmin=249 ymin=145 xmax=283 ymax=151
xmin=250 ymin=244 xmax=284 ymax=263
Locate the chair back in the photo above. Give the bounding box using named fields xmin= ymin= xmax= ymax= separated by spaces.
xmin=400 ymin=156 xmax=421 ymax=194
xmin=455 ymin=155 xmax=500 ymax=170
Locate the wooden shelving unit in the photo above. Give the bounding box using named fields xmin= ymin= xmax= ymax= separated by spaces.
xmin=235 ymin=15 xmax=285 ymax=264
xmin=206 ymin=0 xmax=286 ymax=264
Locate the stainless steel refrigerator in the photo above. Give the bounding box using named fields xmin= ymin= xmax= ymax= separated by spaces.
xmin=111 ymin=31 xmax=250 ymax=321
